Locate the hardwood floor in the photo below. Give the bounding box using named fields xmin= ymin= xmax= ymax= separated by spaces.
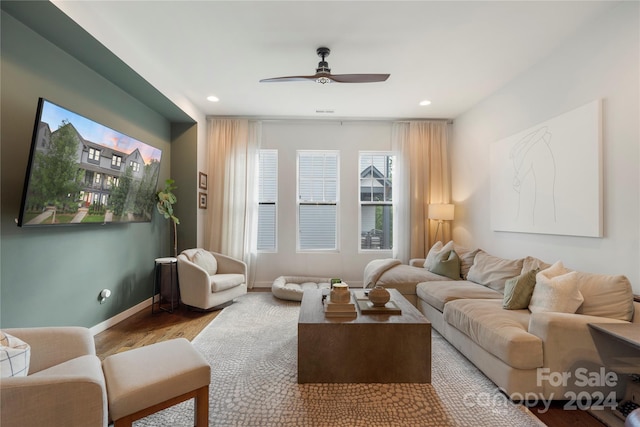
xmin=94 ymin=290 xmax=606 ymax=427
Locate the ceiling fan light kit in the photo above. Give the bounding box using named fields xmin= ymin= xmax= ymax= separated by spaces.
xmin=260 ymin=47 xmax=390 ymax=84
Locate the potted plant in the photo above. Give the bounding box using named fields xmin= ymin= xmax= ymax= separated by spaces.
xmin=156 ymin=178 xmax=180 ymax=257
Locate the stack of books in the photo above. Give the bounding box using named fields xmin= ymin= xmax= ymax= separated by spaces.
xmin=323 ymin=296 xmax=357 ymax=318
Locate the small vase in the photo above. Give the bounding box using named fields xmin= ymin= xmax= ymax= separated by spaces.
xmin=369 ymin=285 xmax=390 ymax=307
xmin=330 ymin=283 xmax=350 ymax=304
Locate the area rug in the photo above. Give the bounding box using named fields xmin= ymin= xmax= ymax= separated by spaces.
xmin=135 ymin=293 xmax=545 ymax=426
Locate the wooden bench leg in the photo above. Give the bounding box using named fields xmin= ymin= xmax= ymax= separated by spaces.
xmin=112 ymin=386 xmax=209 ymax=427
xmin=195 ymin=385 xmax=209 ymax=426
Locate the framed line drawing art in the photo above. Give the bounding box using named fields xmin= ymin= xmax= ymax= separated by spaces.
xmin=198 ymin=192 xmax=207 ymax=209
xmin=490 ymin=99 xmax=602 ymax=237
xmin=199 ymin=172 xmax=208 ymax=190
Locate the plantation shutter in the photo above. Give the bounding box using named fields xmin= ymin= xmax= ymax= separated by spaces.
xmin=258 ymin=150 xmax=277 ymax=251
xmin=298 ymin=152 xmax=338 ymax=250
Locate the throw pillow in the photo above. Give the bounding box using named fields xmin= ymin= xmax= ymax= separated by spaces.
xmin=528 ymin=269 xmax=584 ymax=314
xmin=423 ymin=240 xmax=454 ymax=270
xmin=466 ymin=249 xmax=524 ymax=292
xmin=192 ymin=250 xmax=218 ymax=275
xmin=429 ymin=250 xmax=461 ymax=280
xmin=503 ymin=269 xmax=539 ymax=310
xmin=0 ymin=331 xmax=30 ymax=378
xmin=539 ymin=260 xmax=572 ymax=279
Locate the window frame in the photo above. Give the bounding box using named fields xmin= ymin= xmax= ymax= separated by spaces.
xmin=296 ymin=150 xmax=340 ymax=252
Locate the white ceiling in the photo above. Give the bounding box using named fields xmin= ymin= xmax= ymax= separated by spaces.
xmin=52 ymin=1 xmax=617 ymax=120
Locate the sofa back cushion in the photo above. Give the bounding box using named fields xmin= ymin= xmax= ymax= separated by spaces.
xmin=455 ymin=245 xmax=480 ymax=279
xmin=521 ymin=256 xmax=551 ymax=275
xmin=573 ymin=271 xmax=634 ymax=321
xmin=467 ymin=250 xmax=524 ymax=292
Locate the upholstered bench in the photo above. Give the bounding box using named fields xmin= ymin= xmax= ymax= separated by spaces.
xmin=102 ymin=338 xmax=210 ymax=427
xmin=271 ymin=276 xmax=332 ymax=301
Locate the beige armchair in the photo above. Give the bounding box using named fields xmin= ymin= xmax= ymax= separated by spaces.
xmin=177 ymin=248 xmax=248 ymax=310
xmin=0 ymin=327 xmax=108 ymax=427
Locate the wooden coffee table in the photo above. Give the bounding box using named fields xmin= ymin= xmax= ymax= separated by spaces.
xmin=297 ymin=288 xmax=431 ymax=383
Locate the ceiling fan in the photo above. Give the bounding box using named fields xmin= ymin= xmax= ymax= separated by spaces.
xmin=259 ymin=47 xmax=390 ymax=84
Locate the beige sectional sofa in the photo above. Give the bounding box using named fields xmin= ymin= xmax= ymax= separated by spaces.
xmin=364 ymin=241 xmax=640 ymax=400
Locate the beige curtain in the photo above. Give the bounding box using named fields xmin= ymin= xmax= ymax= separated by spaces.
xmin=392 ymin=121 xmax=450 ymax=262
xmin=206 ymin=118 xmax=261 ymax=287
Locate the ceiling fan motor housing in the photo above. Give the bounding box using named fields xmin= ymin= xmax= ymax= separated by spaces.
xmin=316 ymin=47 xmax=331 ymax=74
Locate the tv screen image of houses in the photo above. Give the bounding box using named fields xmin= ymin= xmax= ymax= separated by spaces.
xmin=18 ymin=98 xmax=163 ymax=227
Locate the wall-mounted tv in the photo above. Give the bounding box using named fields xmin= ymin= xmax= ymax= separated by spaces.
xmin=17 ymin=98 xmax=162 ymax=227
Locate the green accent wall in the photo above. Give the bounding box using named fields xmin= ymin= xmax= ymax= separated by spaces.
xmin=171 ymin=123 xmax=198 ymax=253
xmin=1 ymin=4 xmax=197 ymax=328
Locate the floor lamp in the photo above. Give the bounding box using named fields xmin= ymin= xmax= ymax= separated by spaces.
xmin=428 ymin=204 xmax=455 ymax=242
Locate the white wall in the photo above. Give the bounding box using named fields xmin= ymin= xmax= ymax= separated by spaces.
xmin=451 ymin=2 xmax=640 ymax=292
xmin=254 ymin=120 xmax=393 ymax=287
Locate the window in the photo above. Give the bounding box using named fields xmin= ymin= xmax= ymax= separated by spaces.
xmin=297 ymin=151 xmax=338 ymax=251
xmin=258 ymin=149 xmax=277 ymax=251
xmin=360 ymin=153 xmax=394 ymax=250
xmin=88 ymin=147 xmax=100 ymax=163
xmin=129 ymin=161 xmax=140 ymax=172
xmin=94 ymin=173 xmax=101 ymax=185
xmin=111 ymin=155 xmax=122 ymax=168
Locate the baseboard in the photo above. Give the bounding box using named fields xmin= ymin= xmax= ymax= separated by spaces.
xmin=252 ymin=282 xmax=273 ymax=288
xmin=90 ymin=297 xmax=153 ymax=336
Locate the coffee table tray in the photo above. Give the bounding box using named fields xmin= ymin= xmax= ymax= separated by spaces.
xmin=356 ymin=299 xmax=402 ymax=315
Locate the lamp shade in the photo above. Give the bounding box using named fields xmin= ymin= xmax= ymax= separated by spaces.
xmin=428 ymin=204 xmax=455 ymax=221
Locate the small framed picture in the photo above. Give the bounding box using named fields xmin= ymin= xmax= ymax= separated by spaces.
xmin=199 ymin=172 xmax=208 ymax=190
xmin=198 ymin=192 xmax=207 ymax=209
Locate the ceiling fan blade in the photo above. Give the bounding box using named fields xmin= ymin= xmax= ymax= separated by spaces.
xmin=328 ymin=74 xmax=390 ymax=83
xmin=259 ymin=48 xmax=391 ymax=84
xmin=259 ymin=75 xmax=317 ymax=83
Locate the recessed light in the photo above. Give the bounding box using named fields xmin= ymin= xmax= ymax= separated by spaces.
xmin=419 ymin=100 xmax=432 ymax=106
xmin=207 ymin=95 xmax=219 ymax=102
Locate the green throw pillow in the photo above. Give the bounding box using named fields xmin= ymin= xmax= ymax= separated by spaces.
xmin=429 ymin=250 xmax=461 ymax=280
xmin=503 ymin=269 xmax=539 ymax=310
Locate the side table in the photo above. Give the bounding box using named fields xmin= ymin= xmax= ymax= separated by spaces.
xmin=588 ymin=323 xmax=640 ymax=426
xmin=152 ymin=257 xmax=179 ymax=313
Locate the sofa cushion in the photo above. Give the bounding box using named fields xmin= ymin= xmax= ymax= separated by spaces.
xmin=192 ymin=250 xmax=218 ymax=275
xmin=503 ymin=269 xmax=538 ymax=310
xmin=0 ymin=331 xmax=30 ymax=377
xmin=529 ymin=263 xmax=584 ymax=314
xmin=416 ymin=281 xmax=502 ymax=312
xmin=377 ymin=265 xmax=454 ymax=293
xmin=429 ymin=250 xmax=461 ymax=280
xmin=467 ymin=250 xmax=524 ymax=292
xmin=573 ymin=271 xmax=634 ymax=321
xmin=210 ymin=273 xmax=245 ymax=292
xmin=443 ymin=299 xmax=543 ymax=370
